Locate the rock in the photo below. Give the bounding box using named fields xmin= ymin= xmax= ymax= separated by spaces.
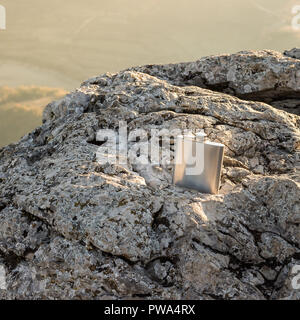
xmin=271 ymin=99 xmax=300 ymax=116
xmin=128 ymin=49 xmax=300 ymax=103
xmin=258 ymin=233 xmax=296 ymax=263
xmin=0 ymin=50 xmax=299 ymax=300
xmin=271 ymin=260 xmax=300 ymax=300
xmin=284 ymin=48 xmax=300 ymax=60
xmin=259 ymin=266 xmax=278 ymax=281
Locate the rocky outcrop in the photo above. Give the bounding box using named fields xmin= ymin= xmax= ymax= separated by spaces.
xmin=0 ymin=50 xmax=299 ymax=300
xmin=284 ymin=48 xmax=300 ymax=60
xmin=129 ymin=49 xmax=300 ymax=115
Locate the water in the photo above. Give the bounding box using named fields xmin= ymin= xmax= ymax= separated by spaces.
xmin=0 ymin=0 xmax=299 ymax=146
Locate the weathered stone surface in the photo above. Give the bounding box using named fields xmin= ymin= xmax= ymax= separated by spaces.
xmin=271 ymin=99 xmax=300 ymax=116
xmin=0 ymin=50 xmax=299 ymax=300
xmin=284 ymin=48 xmax=300 ymax=60
xmin=128 ymin=50 xmax=300 ymax=103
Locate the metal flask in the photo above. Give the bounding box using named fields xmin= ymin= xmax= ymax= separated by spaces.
xmin=173 ymin=132 xmax=224 ymax=194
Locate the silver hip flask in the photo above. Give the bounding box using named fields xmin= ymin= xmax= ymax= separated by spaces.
xmin=173 ymin=132 xmax=224 ymax=194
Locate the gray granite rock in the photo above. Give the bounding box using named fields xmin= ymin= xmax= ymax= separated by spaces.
xmin=0 ymin=50 xmax=299 ymax=300
xmin=284 ymin=48 xmax=300 ymax=60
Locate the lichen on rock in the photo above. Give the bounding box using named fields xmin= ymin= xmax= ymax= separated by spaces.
xmin=0 ymin=50 xmax=299 ymax=300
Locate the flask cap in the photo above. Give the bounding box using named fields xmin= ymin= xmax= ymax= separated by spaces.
xmin=195 ymin=131 xmax=207 ymax=142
